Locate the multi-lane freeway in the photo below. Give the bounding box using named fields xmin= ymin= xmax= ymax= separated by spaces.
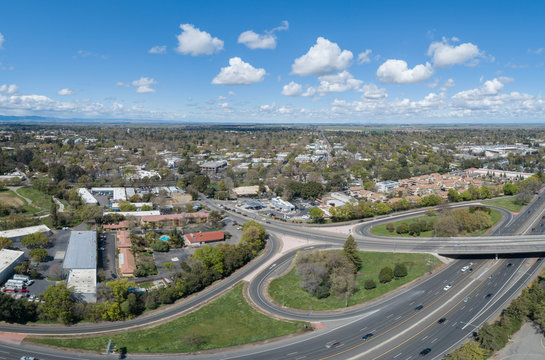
xmin=1 ymin=193 xmax=545 ymax=360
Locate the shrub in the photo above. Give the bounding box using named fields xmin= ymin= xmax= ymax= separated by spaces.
xmin=364 ymin=279 xmax=376 ymax=290
xmin=394 ymin=263 xmax=408 ymax=278
xmin=408 ymin=222 xmax=421 ymax=236
xmin=314 ymin=283 xmax=331 ymax=299
xmin=386 ymin=223 xmax=395 ymax=233
xmin=396 ymin=223 xmax=409 ymax=234
xmin=379 ymin=266 xmax=394 ymax=283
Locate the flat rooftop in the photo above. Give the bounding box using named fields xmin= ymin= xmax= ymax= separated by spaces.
xmin=0 ymin=249 xmax=25 ymax=272
xmin=67 ymin=268 xmax=97 ymax=302
xmin=63 ymin=231 xmax=96 ymax=270
xmin=0 ymin=224 xmax=51 ymax=239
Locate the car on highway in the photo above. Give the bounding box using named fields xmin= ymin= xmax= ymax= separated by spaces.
xmin=464 ymin=296 xmax=471 ymax=302
xmin=415 ymin=305 xmax=424 ymax=311
xmin=507 ymin=262 xmax=513 ymax=267
xmin=362 ymin=333 xmax=374 ymax=341
xmin=461 ymin=266 xmax=470 ymax=272
xmin=326 ymin=340 xmax=340 ymax=349
xmin=438 ymin=317 xmax=446 ymax=324
xmin=443 ymin=284 xmax=452 ymax=291
xmin=420 ymin=348 xmax=431 ymax=356
xmin=20 ymin=357 xmax=36 ymax=360
xmin=485 ymin=293 xmax=493 ymax=298
xmin=468 ymin=268 xmax=473 ymax=272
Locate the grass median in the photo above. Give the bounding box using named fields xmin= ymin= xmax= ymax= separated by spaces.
xmin=370 ymin=208 xmax=502 ymax=237
xmin=268 ymin=251 xmax=442 ymax=311
xmin=486 ymin=197 xmax=524 ymax=213
xmin=28 ymin=283 xmax=308 ymax=353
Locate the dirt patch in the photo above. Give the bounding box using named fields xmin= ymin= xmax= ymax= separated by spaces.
xmin=0 ymin=193 xmax=24 ymax=207
xmin=169 ymin=193 xmax=192 ymax=204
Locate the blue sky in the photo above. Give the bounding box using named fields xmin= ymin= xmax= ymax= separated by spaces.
xmin=1 ymin=0 xmax=544 ymax=123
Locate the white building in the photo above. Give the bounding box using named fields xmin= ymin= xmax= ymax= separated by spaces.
xmin=78 ymin=188 xmax=98 ymax=205
xmin=0 ymin=225 xmax=51 ymax=242
xmin=271 ymin=197 xmax=295 ymax=212
xmin=376 ymin=181 xmax=399 ymax=193
xmin=63 ymin=231 xmax=97 ymax=303
xmin=91 ymin=187 xmax=127 ymax=202
xmin=103 ymin=210 xmax=161 ymax=217
xmin=0 ymin=249 xmax=25 ymax=284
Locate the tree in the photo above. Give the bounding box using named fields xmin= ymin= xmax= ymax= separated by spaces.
xmin=394 ymin=263 xmax=408 ymax=278
xmin=240 ymin=221 xmax=266 ymax=255
xmin=21 ymin=232 xmax=49 ymax=248
xmin=386 ymin=223 xmax=395 ymax=233
xmin=375 ymin=202 xmax=392 ymax=215
xmin=0 ymin=237 xmax=12 ymax=249
xmin=50 ymin=201 xmax=59 ymax=228
xmin=118 ymin=201 xmax=137 ymax=212
xmin=29 ymin=248 xmax=48 ymax=262
xmin=301 ymin=181 xmax=324 ymax=200
xmin=193 ymin=245 xmax=225 ymax=275
xmin=447 ymin=189 xmax=462 ymax=202
xmin=39 ymin=283 xmax=75 ymax=324
xmin=364 ymin=279 xmax=376 ymax=290
xmin=444 ymin=340 xmax=488 ymax=360
xmin=396 ymin=223 xmax=409 ymax=234
xmin=408 ymin=222 xmax=421 ymax=236
xmin=309 ymin=207 xmax=324 ymax=223
xmin=379 ymin=266 xmax=394 ymax=283
xmin=343 ymin=235 xmax=362 ymax=271
xmin=151 ymin=240 xmax=169 ymax=252
xmin=503 ymin=182 xmax=519 ymax=196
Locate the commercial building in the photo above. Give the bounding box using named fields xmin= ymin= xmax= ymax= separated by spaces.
xmin=63 ymin=231 xmax=97 ymax=302
xmin=90 ymin=187 xmax=127 ymax=202
xmin=110 ymin=202 xmax=153 ymax=211
xmin=270 ymin=197 xmax=295 ymax=212
xmin=376 ymin=181 xmax=399 ymax=193
xmin=184 ymin=231 xmax=225 ymax=247
xmin=0 ymin=224 xmax=51 ymax=242
xmin=78 ymin=188 xmax=98 ymax=205
xmin=0 ymin=249 xmax=25 ymax=284
xmin=200 ymin=160 xmax=227 ymax=174
xmin=140 ymin=211 xmax=209 ymax=225
xmin=103 ymin=210 xmax=160 ymax=217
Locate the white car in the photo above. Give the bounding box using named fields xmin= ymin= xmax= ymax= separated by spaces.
xmin=443 ymin=285 xmax=452 ymax=291
xmin=461 ymin=266 xmax=470 ymax=272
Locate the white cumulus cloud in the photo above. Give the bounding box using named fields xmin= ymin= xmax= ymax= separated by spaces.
xmin=428 ymin=37 xmax=482 ymax=67
xmin=176 ymin=24 xmax=224 ymax=56
xmin=148 ymin=45 xmax=167 ymax=54
xmin=281 ymin=81 xmax=303 ymax=96
xmin=212 ymin=57 xmax=266 ymax=85
xmin=57 ymin=88 xmax=73 ymax=96
xmin=0 ymin=84 xmax=18 ymax=94
xmin=303 ymin=71 xmax=363 ymax=96
xmin=377 ymin=59 xmax=433 ymax=84
xmin=238 ymin=21 xmax=289 ymax=50
xmin=131 ymin=77 xmax=157 ymax=93
xmin=292 ymin=37 xmax=353 ymax=76
xmin=357 ymin=49 xmax=372 ymax=64
xmin=361 ymin=83 xmax=387 ymax=100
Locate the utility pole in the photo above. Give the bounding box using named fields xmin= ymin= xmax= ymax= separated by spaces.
xmin=282 ymin=289 xmax=285 ymax=307
xmin=345 ymin=291 xmax=348 ymax=308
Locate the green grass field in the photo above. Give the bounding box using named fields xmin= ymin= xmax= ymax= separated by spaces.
xmin=28 ymin=283 xmax=307 ymax=353
xmin=268 ymin=251 xmax=441 ymax=310
xmin=486 ymin=197 xmax=525 ymax=213
xmin=17 ymin=186 xmax=53 ymax=212
xmin=370 ymin=209 xmax=502 ymax=237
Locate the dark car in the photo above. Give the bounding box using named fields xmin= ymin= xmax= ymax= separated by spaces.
xmin=420 ymin=348 xmax=431 ymax=356
xmin=485 ymin=293 xmax=493 ymax=298
xmin=415 ymin=305 xmax=424 ymax=311
xmin=438 ymin=317 xmax=446 ymax=324
xmin=507 ymin=263 xmax=513 ymax=267
xmin=362 ymin=333 xmax=374 ymax=341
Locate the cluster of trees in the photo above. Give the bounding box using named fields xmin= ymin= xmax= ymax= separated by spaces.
xmin=296 ymin=249 xmax=357 ymax=300
xmin=278 ymin=180 xmax=325 ymax=201
xmin=296 ymin=236 xmax=362 ymax=300
xmin=0 ymin=293 xmax=38 ymax=323
xmin=434 ymin=207 xmax=492 ymax=237
xmin=446 ymin=276 xmax=545 ymax=360
xmin=390 ymin=219 xmax=435 ymax=236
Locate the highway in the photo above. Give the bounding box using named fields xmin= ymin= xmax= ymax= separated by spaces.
xmin=1 ymin=193 xmax=545 ymax=359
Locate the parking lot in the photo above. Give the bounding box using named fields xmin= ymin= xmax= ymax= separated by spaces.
xmin=99 ymin=231 xmax=117 ymax=280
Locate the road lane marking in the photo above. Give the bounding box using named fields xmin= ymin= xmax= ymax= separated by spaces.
xmin=393 ymin=353 xmax=402 ymax=358
xmin=318 ymin=261 xmax=490 ymax=360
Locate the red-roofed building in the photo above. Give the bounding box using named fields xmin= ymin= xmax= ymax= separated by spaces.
xmin=116 ymin=231 xmax=131 ymax=248
xmin=140 ymin=211 xmax=209 ymax=226
xmin=103 ymin=220 xmax=129 ymax=230
xmin=184 ymin=231 xmax=225 ymax=247
xmin=118 ymin=247 xmax=136 ymax=277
